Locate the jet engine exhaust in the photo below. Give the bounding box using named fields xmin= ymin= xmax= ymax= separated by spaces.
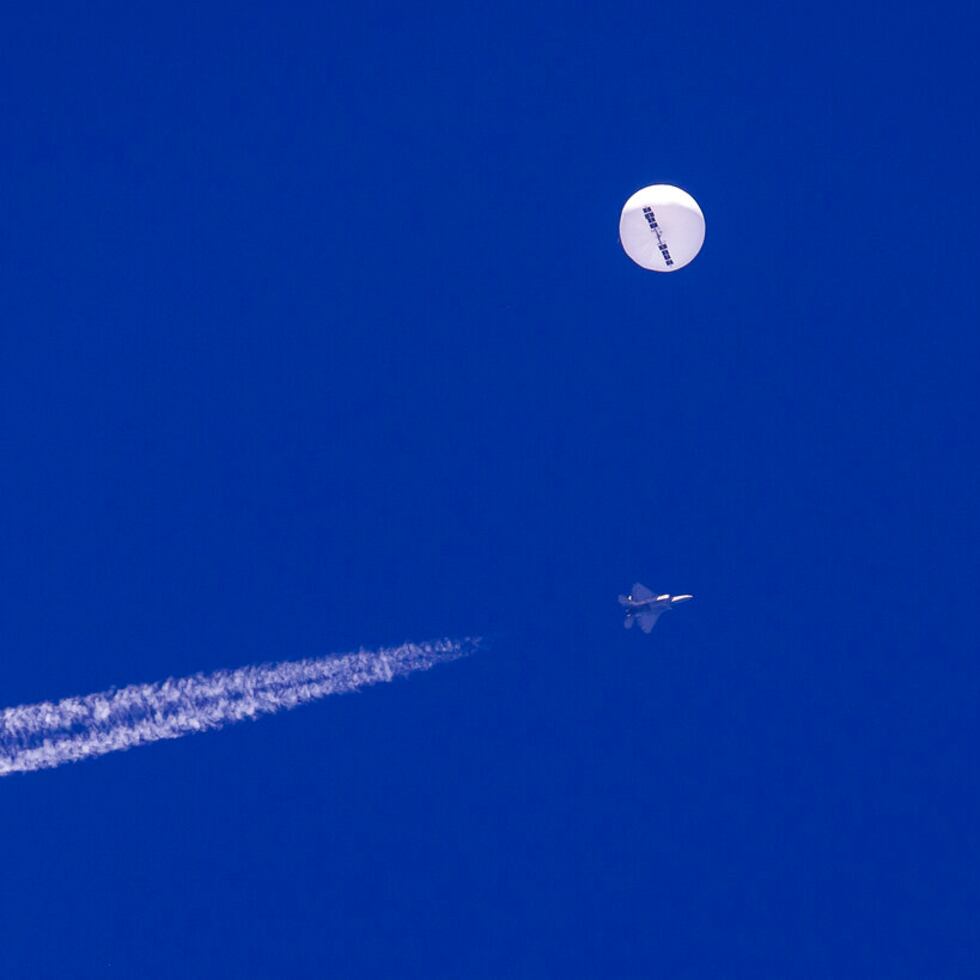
xmin=0 ymin=639 xmax=474 ymax=778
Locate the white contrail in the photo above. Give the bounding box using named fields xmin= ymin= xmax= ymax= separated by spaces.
xmin=0 ymin=639 xmax=472 ymax=777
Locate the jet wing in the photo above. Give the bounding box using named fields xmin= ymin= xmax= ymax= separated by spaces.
xmin=636 ymin=609 xmax=663 ymax=633
xmin=630 ymin=582 xmax=655 ymax=602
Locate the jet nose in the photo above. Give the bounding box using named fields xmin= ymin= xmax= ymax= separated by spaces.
xmin=671 ymin=594 xmax=694 ymax=604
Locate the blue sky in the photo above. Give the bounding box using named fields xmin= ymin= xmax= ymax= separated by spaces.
xmin=1 ymin=3 xmax=978 ymax=976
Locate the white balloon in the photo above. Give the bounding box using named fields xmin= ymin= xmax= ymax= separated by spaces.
xmin=619 ymin=184 xmax=705 ymax=272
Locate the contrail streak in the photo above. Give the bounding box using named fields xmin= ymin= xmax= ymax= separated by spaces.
xmin=0 ymin=639 xmax=472 ymax=777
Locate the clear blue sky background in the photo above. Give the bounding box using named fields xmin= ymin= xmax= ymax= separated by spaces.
xmin=2 ymin=4 xmax=978 ymax=977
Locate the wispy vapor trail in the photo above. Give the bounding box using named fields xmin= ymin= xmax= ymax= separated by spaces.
xmin=0 ymin=639 xmax=472 ymax=777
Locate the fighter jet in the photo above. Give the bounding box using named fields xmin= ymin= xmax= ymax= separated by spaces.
xmin=618 ymin=583 xmax=693 ymax=633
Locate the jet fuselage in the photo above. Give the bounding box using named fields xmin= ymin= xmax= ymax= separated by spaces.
xmin=621 ymin=593 xmax=693 ymax=610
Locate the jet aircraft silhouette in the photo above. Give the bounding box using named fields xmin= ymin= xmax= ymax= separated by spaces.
xmin=618 ymin=583 xmax=693 ymax=633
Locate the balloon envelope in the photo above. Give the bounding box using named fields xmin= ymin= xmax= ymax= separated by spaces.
xmin=619 ymin=184 xmax=705 ymax=272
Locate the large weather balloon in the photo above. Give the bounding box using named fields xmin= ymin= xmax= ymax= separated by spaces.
xmin=619 ymin=184 xmax=705 ymax=272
